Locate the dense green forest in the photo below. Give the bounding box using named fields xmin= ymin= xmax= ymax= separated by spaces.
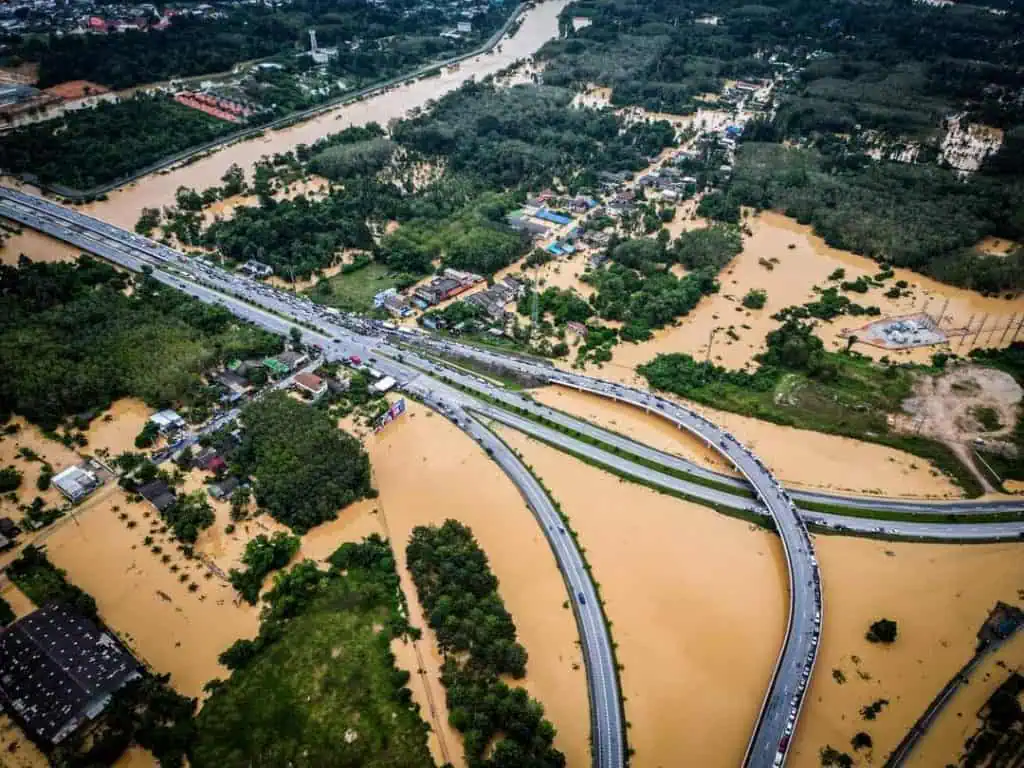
xmin=537 ymin=0 xmax=1024 ymax=292
xmin=392 ymin=81 xmax=677 ymax=189
xmin=406 ymin=520 xmax=565 ymax=768
xmin=197 ymin=536 xmax=432 ymax=767
xmin=4 ymin=0 xmax=508 ymax=90
xmin=0 ymin=256 xmax=281 ymax=431
xmin=0 ymin=94 xmax=235 ymax=189
xmin=234 ymin=393 xmax=372 ymax=532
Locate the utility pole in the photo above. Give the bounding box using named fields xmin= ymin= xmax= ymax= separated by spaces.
xmin=972 ymin=313 xmax=990 ymax=351
xmin=1014 ymin=314 xmax=1024 ymax=343
xmin=958 ymin=313 xmax=975 ymax=353
xmin=998 ymin=313 xmax=1018 ymax=345
xmin=935 ymin=297 xmax=950 ymax=329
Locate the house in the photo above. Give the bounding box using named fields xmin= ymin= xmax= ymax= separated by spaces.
xmin=372 ymin=376 xmax=397 ymax=394
xmin=52 ymin=465 xmax=102 ymax=503
xmin=149 ymin=409 xmax=185 ymax=434
xmin=382 ymin=292 xmax=413 ymax=318
xmin=193 ymin=449 xmax=226 ymax=474
xmin=589 ymin=252 xmax=609 ymax=269
xmin=262 ymin=357 xmax=290 ymax=377
xmin=0 ymin=604 xmax=142 ymax=745
xmin=567 ymin=321 xmax=589 ymax=338
xmin=507 ymin=215 xmax=550 ymax=238
xmin=214 ymin=370 xmax=252 ymax=396
xmin=273 ymin=350 xmax=308 ymax=372
xmin=137 ymin=480 xmax=176 ymax=513
xmin=293 ymin=372 xmax=327 ymax=400
xmin=208 ymin=476 xmax=240 ymax=500
xmin=373 ymin=288 xmax=399 ymax=308
xmin=502 ymin=277 xmax=527 ymax=299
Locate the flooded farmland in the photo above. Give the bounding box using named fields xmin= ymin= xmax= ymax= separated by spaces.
xmin=497 ymin=423 xmax=1024 ymax=767
xmin=585 ymin=212 xmax=1024 ymax=379
xmin=0 ymin=227 xmax=84 ymax=265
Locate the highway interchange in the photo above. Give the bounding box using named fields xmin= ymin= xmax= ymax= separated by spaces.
xmin=2 ymin=184 xmax=1022 ymax=767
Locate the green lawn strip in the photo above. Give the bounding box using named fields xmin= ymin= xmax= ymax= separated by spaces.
xmin=307 ymin=262 xmax=397 ymax=314
xmin=194 ymin=539 xmax=432 ymax=768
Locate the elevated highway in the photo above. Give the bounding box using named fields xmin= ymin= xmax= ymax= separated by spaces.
xmin=4 ymin=185 xmax=1022 ymax=766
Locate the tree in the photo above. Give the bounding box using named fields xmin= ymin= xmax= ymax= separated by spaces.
xmin=0 ymin=465 xmax=23 ymax=493
xmin=289 ymin=327 xmax=302 ymax=347
xmin=851 ymin=732 xmax=873 ymax=751
xmin=742 ymin=289 xmax=767 ymax=310
xmin=865 ymin=618 xmax=898 ymax=644
xmin=230 ymin=486 xmax=252 ymax=521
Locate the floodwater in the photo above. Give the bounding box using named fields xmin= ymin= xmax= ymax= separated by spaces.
xmin=906 ymin=629 xmax=1024 ymax=767
xmin=365 ymin=399 xmax=589 ymax=767
xmin=0 ymin=227 xmax=84 ymax=265
xmin=83 ymin=399 xmax=153 ymax=457
xmin=586 ymin=212 xmax=1024 ymax=379
xmin=496 ymin=423 xmax=1024 ymax=767
xmin=496 ymin=426 xmax=786 ymax=767
xmin=789 ymin=536 xmax=1024 ymax=768
xmin=42 ymin=491 xmax=263 ymax=698
xmin=67 ymin=0 xmax=570 ymax=229
xmin=529 ymin=386 xmax=960 ymax=499
xmin=0 ymin=714 xmax=48 ymax=768
xmin=0 ymin=417 xmax=83 ymax=526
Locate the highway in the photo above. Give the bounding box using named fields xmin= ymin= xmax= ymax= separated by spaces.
xmin=3 ymin=184 xmax=1022 ymax=766
xmin=0 ymin=187 xmax=628 ymax=768
xmin=415 ymin=391 xmax=624 ymax=768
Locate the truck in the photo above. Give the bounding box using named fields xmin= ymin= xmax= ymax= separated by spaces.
xmin=348 ymin=355 xmax=362 ymax=366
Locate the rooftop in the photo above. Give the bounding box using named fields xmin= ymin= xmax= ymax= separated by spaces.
xmin=0 ymin=604 xmax=141 ymax=745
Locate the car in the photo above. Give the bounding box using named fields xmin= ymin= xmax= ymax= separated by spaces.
xmin=577 ymin=592 xmax=586 ymax=605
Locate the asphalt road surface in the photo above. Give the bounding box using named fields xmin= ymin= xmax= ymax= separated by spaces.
xmin=4 ymin=184 xmax=1021 ymax=767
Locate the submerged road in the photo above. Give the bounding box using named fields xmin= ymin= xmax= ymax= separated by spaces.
xmin=3 ymin=185 xmax=1022 ymax=766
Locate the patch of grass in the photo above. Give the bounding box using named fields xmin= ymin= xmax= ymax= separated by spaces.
xmin=310 ymin=262 xmax=396 ymax=313
xmin=639 ymin=352 xmax=985 ymax=496
xmin=972 ymin=405 xmax=1003 ymax=432
xmin=194 ymin=540 xmax=431 ymax=768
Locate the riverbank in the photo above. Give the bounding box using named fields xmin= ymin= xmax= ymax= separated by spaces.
xmin=39 ymin=0 xmax=569 ymax=229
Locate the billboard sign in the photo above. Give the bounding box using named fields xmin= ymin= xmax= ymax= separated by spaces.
xmin=374 ymin=398 xmax=406 ymax=432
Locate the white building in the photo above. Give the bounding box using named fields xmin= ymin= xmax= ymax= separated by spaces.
xmin=149 ymin=409 xmax=185 ymax=434
xmin=52 ymin=465 xmax=101 ymax=503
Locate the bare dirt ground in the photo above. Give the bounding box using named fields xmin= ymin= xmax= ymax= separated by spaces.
xmin=895 ymin=365 xmax=1022 ymax=492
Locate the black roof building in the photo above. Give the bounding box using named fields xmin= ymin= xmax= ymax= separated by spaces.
xmin=0 ymin=603 xmax=142 ymax=745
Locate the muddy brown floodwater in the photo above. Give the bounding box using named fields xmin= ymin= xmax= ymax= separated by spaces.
xmin=0 ymin=227 xmax=85 ymax=265
xmin=366 ymin=399 xmax=588 ymax=767
xmin=495 ymin=426 xmax=787 ymax=768
xmin=583 ymin=212 xmax=1024 ymax=379
xmin=530 ymin=386 xmax=961 ymax=499
xmin=789 ymin=536 xmax=1024 ymax=768
xmin=42 ymin=0 xmax=570 ymax=229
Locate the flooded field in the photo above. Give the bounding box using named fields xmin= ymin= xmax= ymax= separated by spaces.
xmin=530 ymin=386 xmax=961 ymax=498
xmin=495 ymin=425 xmax=787 ymax=767
xmin=0 ymin=714 xmax=48 ymax=768
xmin=586 ymin=212 xmax=1024 ymax=377
xmin=0 ymin=417 xmax=83 ymax=525
xmin=84 ymin=399 xmax=153 ymax=457
xmin=42 ymin=492 xmax=263 ymax=698
xmin=789 ymin=536 xmax=1024 ymax=768
xmin=907 ymin=629 xmax=1024 ymax=767
xmin=0 ymin=227 xmax=85 ymax=265
xmin=60 ymin=0 xmax=569 ymax=229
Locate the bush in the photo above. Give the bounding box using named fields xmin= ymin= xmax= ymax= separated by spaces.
xmin=865 ymin=618 xmax=898 ymax=644
xmin=742 ymin=289 xmax=767 ymax=309
xmin=0 ymin=465 xmax=23 ymax=493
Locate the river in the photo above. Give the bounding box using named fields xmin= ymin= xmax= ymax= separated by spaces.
xmin=64 ymin=0 xmax=570 ymax=230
